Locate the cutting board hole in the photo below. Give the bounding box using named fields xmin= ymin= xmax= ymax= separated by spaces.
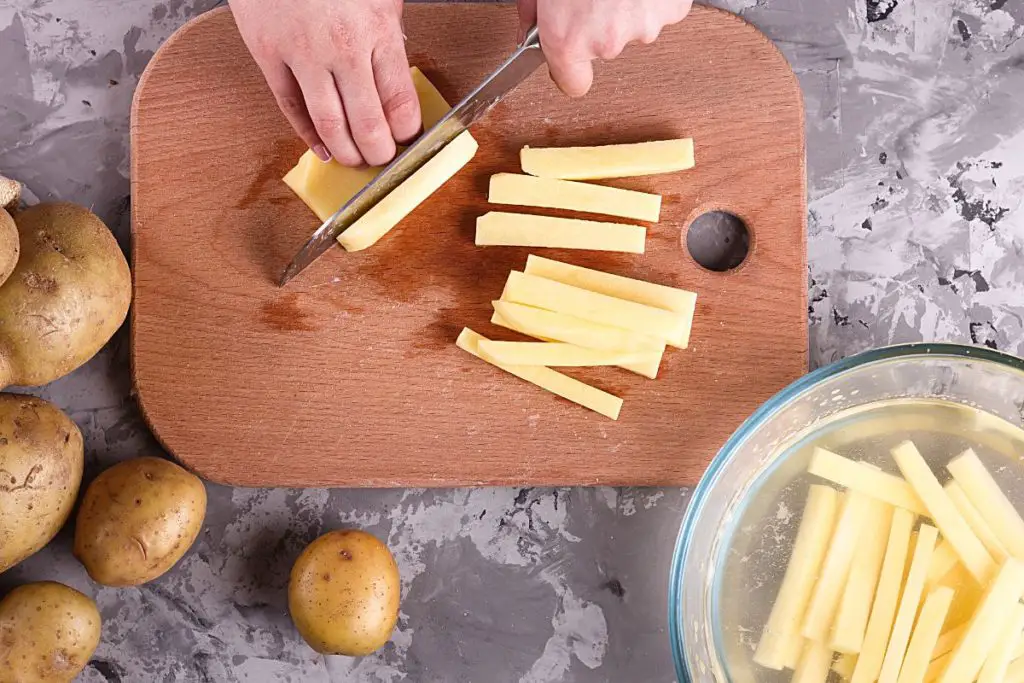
xmin=685 ymin=211 xmax=750 ymax=272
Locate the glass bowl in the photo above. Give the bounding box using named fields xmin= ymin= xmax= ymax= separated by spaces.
xmin=668 ymin=343 xmax=1024 ymax=682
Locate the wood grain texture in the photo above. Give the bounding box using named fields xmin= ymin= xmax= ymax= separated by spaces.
xmin=130 ymin=4 xmax=807 ymax=487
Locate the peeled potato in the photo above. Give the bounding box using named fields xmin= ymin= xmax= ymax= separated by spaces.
xmin=0 ymin=581 xmax=101 ymax=683
xmin=0 ymin=202 xmax=131 ymax=389
xmin=0 ymin=394 xmax=84 ymax=573
xmin=73 ymin=456 xmax=206 ymax=586
xmin=0 ymin=174 xmax=19 ymax=211
xmin=289 ymin=530 xmax=400 ymax=655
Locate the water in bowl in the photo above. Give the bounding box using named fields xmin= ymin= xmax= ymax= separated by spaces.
xmin=713 ymin=397 xmax=1024 ymax=682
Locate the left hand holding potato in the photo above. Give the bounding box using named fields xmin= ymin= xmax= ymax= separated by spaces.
xmin=517 ymin=0 xmax=693 ymax=97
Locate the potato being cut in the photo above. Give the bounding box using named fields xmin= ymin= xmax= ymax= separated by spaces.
xmin=283 ymin=67 xmax=452 ymax=221
xmin=487 ymin=173 xmax=662 ymax=222
xmin=475 ymin=211 xmax=646 ymax=253
xmin=337 ymin=131 xmax=478 ymax=251
xmin=520 ymin=138 xmax=695 ymax=180
xmin=524 ymin=255 xmax=696 ymax=347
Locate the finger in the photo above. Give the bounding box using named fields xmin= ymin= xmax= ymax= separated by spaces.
xmin=546 ymin=50 xmax=594 ymax=98
xmin=259 ymin=60 xmax=330 ymax=161
xmin=336 ymin=53 xmax=397 ymax=167
xmin=291 ymin=65 xmax=363 ymax=166
xmin=517 ymin=0 xmax=537 ymax=42
xmin=372 ymin=35 xmax=422 ymax=144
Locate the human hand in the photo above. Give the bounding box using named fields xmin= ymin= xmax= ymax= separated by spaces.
xmin=517 ymin=0 xmax=693 ymax=97
xmin=231 ymin=0 xmax=421 ymax=166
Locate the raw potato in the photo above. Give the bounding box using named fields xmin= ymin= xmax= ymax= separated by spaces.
xmin=0 ymin=394 xmax=84 ymax=573
xmin=0 ymin=174 xmax=20 ymax=210
xmin=0 ymin=209 xmax=16 ymax=289
xmin=74 ymin=456 xmax=207 ymax=586
xmin=289 ymin=529 xmax=400 ymax=656
xmin=0 ymin=581 xmax=100 ymax=683
xmin=0 ymin=203 xmax=131 ymax=389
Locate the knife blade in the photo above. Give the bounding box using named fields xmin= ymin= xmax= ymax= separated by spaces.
xmin=279 ymin=26 xmax=545 ymax=286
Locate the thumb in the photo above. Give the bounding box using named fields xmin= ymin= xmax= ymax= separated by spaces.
xmin=517 ymin=0 xmax=537 ymax=42
xmin=547 ymin=53 xmax=594 ymax=98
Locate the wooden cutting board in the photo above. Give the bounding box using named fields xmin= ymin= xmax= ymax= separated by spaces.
xmin=131 ymin=4 xmax=806 ymax=488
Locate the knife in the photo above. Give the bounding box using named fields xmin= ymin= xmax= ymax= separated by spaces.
xmin=279 ymin=26 xmax=545 ymax=286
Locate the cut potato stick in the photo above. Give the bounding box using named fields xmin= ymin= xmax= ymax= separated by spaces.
xmin=502 ymin=271 xmax=685 ymax=343
xmin=487 ymin=173 xmax=662 ymax=222
xmin=476 ymin=340 xmax=660 ymax=367
xmin=924 ymin=541 xmax=958 ymax=590
xmin=878 ymin=524 xmax=939 ymax=683
xmin=930 ymin=624 xmax=965 ymax=661
xmin=947 ymin=448 xmax=1024 ymax=560
xmin=491 ymin=301 xmax=664 ymax=352
xmin=945 ymin=480 xmax=1010 ymax=563
xmin=978 ymin=603 xmax=1024 ymax=683
xmin=938 ymin=564 xmax=983 ymax=629
xmin=523 ymin=254 xmax=697 ymax=348
xmin=802 ymin=492 xmax=873 ymax=643
xmin=891 ymin=441 xmax=996 ymax=584
xmin=520 ymin=138 xmax=695 ymax=180
xmin=337 ymin=130 xmax=478 ymax=251
xmin=1007 ymin=656 xmax=1024 ymax=683
xmin=489 ymin=310 xmax=662 ymax=379
xmin=895 ymin=586 xmax=954 ymax=683
xmin=851 ymin=507 xmax=916 ymax=683
xmin=476 ymin=211 xmax=647 ymax=253
xmin=808 ymin=448 xmax=927 ymax=515
xmin=792 ymin=639 xmax=834 ymax=683
xmin=938 ymin=558 xmax=1024 ymax=683
xmin=455 ymin=328 xmax=622 ymax=420
xmin=754 ymin=486 xmax=840 ymax=670
xmin=833 ymin=653 xmax=857 ymax=680
xmin=924 ymin=650 xmax=950 ymax=683
xmin=831 ymin=501 xmax=894 ymax=654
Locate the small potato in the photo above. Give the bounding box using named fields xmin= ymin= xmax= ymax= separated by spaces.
xmin=0 ymin=202 xmax=131 ymax=389
xmin=74 ymin=456 xmax=206 ymax=586
xmin=0 ymin=209 xmax=16 ymax=288
xmin=0 ymin=394 xmax=84 ymax=573
xmin=289 ymin=530 xmax=400 ymax=656
xmin=0 ymin=581 xmax=101 ymax=683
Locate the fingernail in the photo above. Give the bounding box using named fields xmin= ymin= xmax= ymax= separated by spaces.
xmin=313 ymin=144 xmax=331 ymax=162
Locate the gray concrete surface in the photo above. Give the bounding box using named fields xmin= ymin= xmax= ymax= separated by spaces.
xmin=1 ymin=0 xmax=1023 ymax=680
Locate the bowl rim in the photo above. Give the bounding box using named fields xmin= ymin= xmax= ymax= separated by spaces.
xmin=668 ymin=342 xmax=1024 ymax=682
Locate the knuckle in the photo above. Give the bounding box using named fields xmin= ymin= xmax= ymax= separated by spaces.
xmin=349 ymin=114 xmax=390 ymax=141
xmin=277 ymin=94 xmax=306 ymax=117
xmin=327 ymin=21 xmax=358 ymax=52
xmin=311 ymin=113 xmax=348 ymax=136
xmin=382 ymin=88 xmax=419 ymax=121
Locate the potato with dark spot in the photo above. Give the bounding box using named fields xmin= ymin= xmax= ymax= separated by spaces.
xmin=0 ymin=202 xmax=131 ymax=389
xmin=0 ymin=394 xmax=84 ymax=573
xmin=289 ymin=530 xmax=400 ymax=655
xmin=74 ymin=456 xmax=206 ymax=586
xmin=0 ymin=581 xmax=100 ymax=683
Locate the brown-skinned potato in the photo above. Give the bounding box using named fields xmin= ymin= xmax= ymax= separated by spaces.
xmin=74 ymin=456 xmax=207 ymax=586
xmin=288 ymin=529 xmax=400 ymax=656
xmin=0 ymin=202 xmax=131 ymax=389
xmin=0 ymin=394 xmax=84 ymax=573
xmin=0 ymin=581 xmax=101 ymax=683
xmin=0 ymin=209 xmax=16 ymax=289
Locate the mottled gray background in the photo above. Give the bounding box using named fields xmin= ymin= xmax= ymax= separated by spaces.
xmin=1 ymin=0 xmax=1022 ymax=681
